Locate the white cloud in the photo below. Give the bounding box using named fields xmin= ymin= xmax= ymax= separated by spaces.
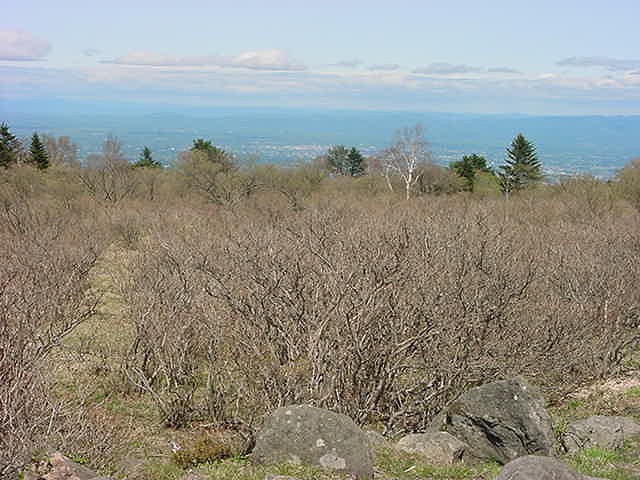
xmin=333 ymin=59 xmax=363 ymax=68
xmin=230 ymin=49 xmax=305 ymax=71
xmin=368 ymin=64 xmax=401 ymax=71
xmin=102 ymin=49 xmax=306 ymax=71
xmin=487 ymin=67 xmax=521 ymax=74
xmin=557 ymin=56 xmax=640 ymax=71
xmin=101 ymin=51 xmax=222 ymax=66
xmin=413 ymin=63 xmax=483 ymax=75
xmin=4 ymin=59 xmax=640 ymax=114
xmin=0 ymin=29 xmax=51 ymax=61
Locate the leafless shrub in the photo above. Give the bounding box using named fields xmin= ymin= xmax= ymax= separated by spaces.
xmin=3 ymin=155 xmax=640 ymax=474
xmin=116 ymin=228 xmax=211 ymax=427
xmin=175 ymin=150 xmax=257 ymax=205
xmin=112 ymin=190 xmax=639 ymax=433
xmin=616 ymin=157 xmax=640 ymax=211
xmin=79 ymin=135 xmax=138 ymax=204
xmin=0 ymin=183 xmax=105 ymax=476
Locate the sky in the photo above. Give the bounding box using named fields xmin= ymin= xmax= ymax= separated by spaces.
xmin=2 ymin=0 xmax=640 ymax=115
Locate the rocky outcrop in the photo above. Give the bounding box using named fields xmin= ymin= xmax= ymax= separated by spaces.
xmin=431 ymin=377 xmax=554 ymax=464
xmin=24 ymin=452 xmax=112 ymax=480
xmin=252 ymin=405 xmax=374 ymax=479
xmin=563 ymin=415 xmax=640 ymax=453
xmin=496 ymin=455 xmax=605 ymax=480
xmin=396 ymin=431 xmax=467 ymax=465
xmin=364 ymin=429 xmax=388 ymax=449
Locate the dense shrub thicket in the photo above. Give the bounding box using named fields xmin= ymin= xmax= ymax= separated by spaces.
xmin=1 ymin=137 xmax=640 ymax=476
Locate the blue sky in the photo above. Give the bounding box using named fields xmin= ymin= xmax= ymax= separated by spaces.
xmin=2 ymin=0 xmax=640 ymax=114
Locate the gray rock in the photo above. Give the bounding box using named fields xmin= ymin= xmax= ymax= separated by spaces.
xmin=563 ymin=415 xmax=640 ymax=453
xmin=396 ymin=431 xmax=467 ymax=465
xmin=496 ymin=455 xmax=605 ymax=480
xmin=252 ymin=405 xmax=374 ymax=479
xmin=364 ymin=429 xmax=388 ymax=449
xmin=431 ymin=377 xmax=554 ymax=464
xmin=24 ymin=452 xmax=113 ymax=480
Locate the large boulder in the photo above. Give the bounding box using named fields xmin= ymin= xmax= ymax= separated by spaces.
xmin=252 ymin=405 xmax=374 ymax=479
xmin=563 ymin=415 xmax=640 ymax=453
xmin=431 ymin=377 xmax=554 ymax=464
xmin=396 ymin=431 xmax=467 ymax=465
xmin=364 ymin=429 xmax=388 ymax=449
xmin=24 ymin=452 xmax=113 ymax=480
xmin=496 ymin=455 xmax=605 ymax=480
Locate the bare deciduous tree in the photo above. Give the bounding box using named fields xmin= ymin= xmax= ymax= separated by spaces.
xmin=381 ymin=124 xmax=433 ymax=199
xmin=43 ymin=135 xmax=80 ymax=167
xmin=79 ymin=135 xmax=138 ymax=204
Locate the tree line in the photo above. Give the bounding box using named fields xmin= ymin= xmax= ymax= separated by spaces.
xmin=0 ymin=119 xmax=553 ymax=199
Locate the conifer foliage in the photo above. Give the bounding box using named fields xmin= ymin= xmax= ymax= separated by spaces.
xmin=0 ymin=123 xmax=20 ymax=169
xmin=346 ymin=147 xmax=366 ymax=176
xmin=29 ymin=133 xmax=49 ymax=170
xmin=499 ymin=133 xmax=542 ymax=194
xmin=134 ymin=146 xmax=161 ymax=168
xmin=450 ymin=153 xmax=494 ymax=191
xmin=326 ymin=145 xmax=366 ymax=176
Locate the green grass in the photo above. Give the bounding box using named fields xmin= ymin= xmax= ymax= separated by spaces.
xmin=374 ymin=447 xmax=501 ymax=480
xmin=625 ymin=386 xmax=640 ymax=399
xmin=198 ymin=457 xmax=346 ymax=480
xmin=566 ymin=443 xmax=640 ymax=480
xmin=141 ymin=461 xmax=185 ymax=480
xmin=139 ymin=447 xmax=504 ymax=480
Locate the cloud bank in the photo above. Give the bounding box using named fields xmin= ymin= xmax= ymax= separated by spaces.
xmin=333 ymin=59 xmax=363 ymax=68
xmin=487 ymin=67 xmax=521 ymax=74
xmin=0 ymin=29 xmax=51 ymax=61
xmin=413 ymin=62 xmax=483 ymax=75
xmin=557 ymin=56 xmax=640 ymax=71
xmin=368 ymin=64 xmax=401 ymax=71
xmin=102 ymin=49 xmax=306 ymax=71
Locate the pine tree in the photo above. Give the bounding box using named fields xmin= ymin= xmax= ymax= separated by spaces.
xmin=29 ymin=133 xmax=49 ymax=170
xmin=134 ymin=146 xmax=161 ymax=168
xmin=499 ymin=133 xmax=542 ymax=194
xmin=0 ymin=122 xmax=20 ymax=168
xmin=346 ymin=147 xmax=366 ymax=176
xmin=326 ymin=145 xmax=349 ymax=175
xmin=191 ymin=138 xmax=233 ymax=171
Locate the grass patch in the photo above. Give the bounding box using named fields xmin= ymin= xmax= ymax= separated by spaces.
xmin=374 ymin=447 xmax=501 ymax=480
xmin=172 ymin=433 xmax=235 ymax=468
xmin=141 ymin=461 xmax=185 ymax=480
xmin=625 ymin=386 xmax=640 ymax=399
xmin=566 ymin=442 xmax=640 ymax=480
xmin=195 ymin=456 xmax=345 ymax=480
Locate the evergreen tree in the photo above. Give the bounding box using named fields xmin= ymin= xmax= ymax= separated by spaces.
xmin=0 ymin=122 xmax=20 ymax=168
xmin=29 ymin=133 xmax=49 ymax=170
xmin=499 ymin=133 xmax=542 ymax=194
xmin=326 ymin=145 xmax=366 ymax=176
xmin=134 ymin=146 xmax=161 ymax=168
xmin=346 ymin=147 xmax=366 ymax=176
xmin=326 ymin=145 xmax=350 ymax=175
xmin=191 ymin=138 xmax=233 ymax=171
xmin=450 ymin=153 xmax=494 ymax=191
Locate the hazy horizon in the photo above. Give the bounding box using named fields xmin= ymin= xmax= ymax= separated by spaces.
xmin=5 ymin=101 xmax=639 ymax=179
